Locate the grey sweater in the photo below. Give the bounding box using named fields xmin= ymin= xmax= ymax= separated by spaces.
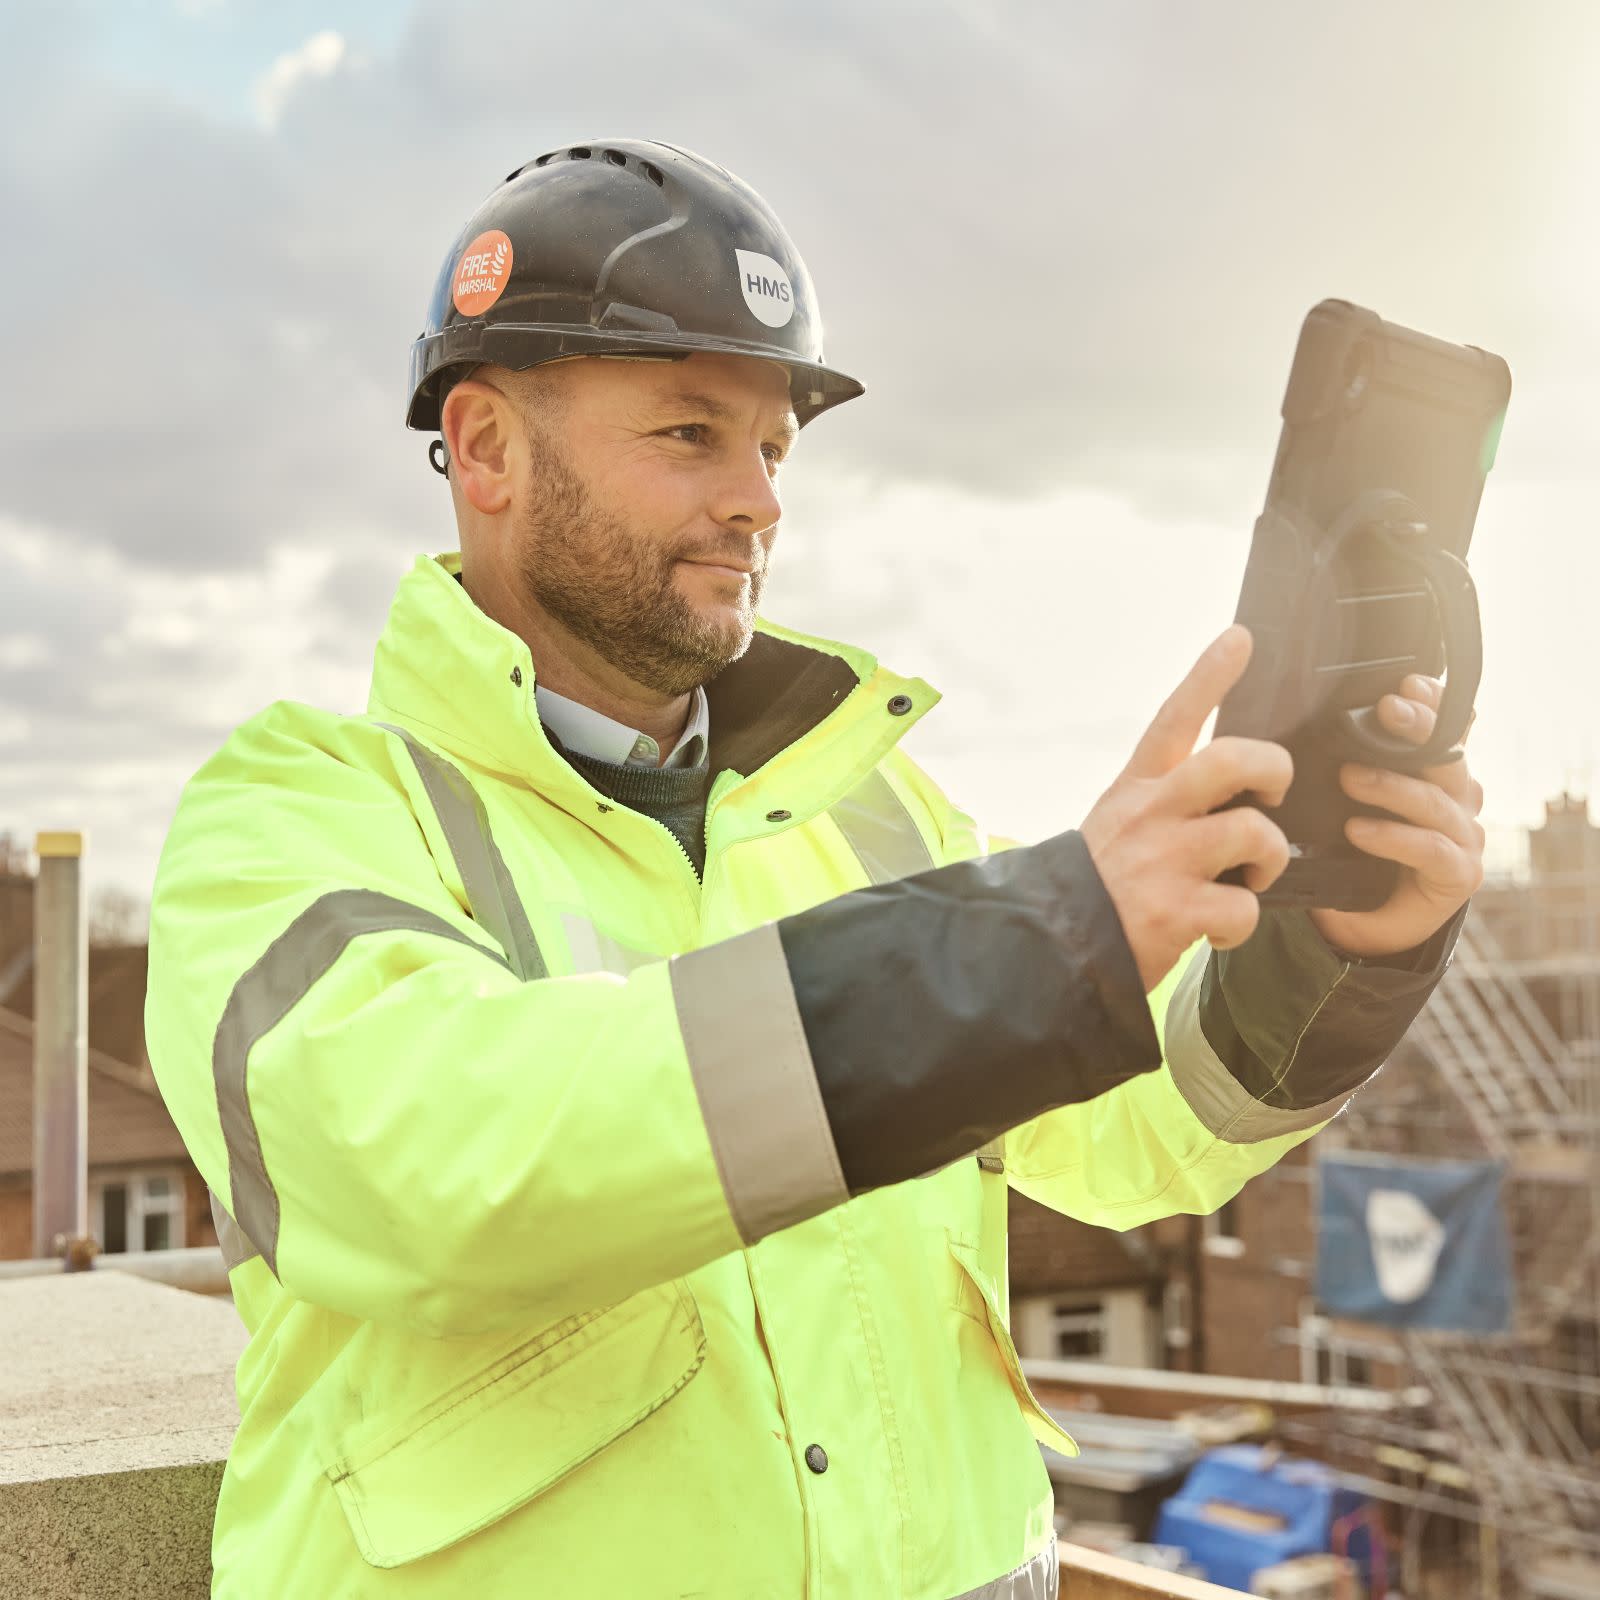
xmin=557 ymin=741 xmax=713 ymax=877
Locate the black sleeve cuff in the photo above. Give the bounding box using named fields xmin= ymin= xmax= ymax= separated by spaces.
xmin=1320 ymin=900 xmax=1469 ymax=976
xmin=778 ymin=828 xmax=1161 ymax=1194
xmin=1199 ymin=898 xmax=1468 ymax=1114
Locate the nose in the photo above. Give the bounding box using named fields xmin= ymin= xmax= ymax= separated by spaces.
xmin=707 ymin=444 xmax=782 ymax=535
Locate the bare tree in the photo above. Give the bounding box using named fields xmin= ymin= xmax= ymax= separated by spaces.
xmin=89 ymin=884 xmax=149 ymax=947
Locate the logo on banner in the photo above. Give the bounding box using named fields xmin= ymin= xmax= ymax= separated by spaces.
xmin=735 ymin=249 xmax=794 ymax=328
xmin=1316 ymin=1153 xmax=1513 ymax=1334
xmin=1366 ymin=1187 xmax=1447 ymax=1304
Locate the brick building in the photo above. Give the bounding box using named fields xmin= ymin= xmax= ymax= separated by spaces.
xmin=0 ymin=854 xmax=216 ymax=1262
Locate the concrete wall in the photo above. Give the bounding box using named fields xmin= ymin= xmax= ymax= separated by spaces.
xmin=0 ymin=1270 xmax=245 ymax=1598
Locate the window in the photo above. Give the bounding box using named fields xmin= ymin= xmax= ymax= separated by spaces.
xmin=1203 ymin=1198 xmax=1246 ymax=1257
xmin=1050 ymin=1299 xmax=1107 ymax=1361
xmin=1163 ymin=1276 xmax=1193 ymax=1351
xmin=93 ymin=1171 xmax=186 ymax=1254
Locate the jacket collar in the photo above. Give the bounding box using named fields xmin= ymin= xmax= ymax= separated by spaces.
xmin=366 ymin=551 xmax=938 ymax=804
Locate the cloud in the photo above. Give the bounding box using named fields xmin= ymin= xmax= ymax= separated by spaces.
xmin=253 ymin=29 xmax=347 ymax=129
xmin=0 ymin=0 xmax=1594 ymax=897
xmin=2 ymin=1 xmax=1592 ymax=577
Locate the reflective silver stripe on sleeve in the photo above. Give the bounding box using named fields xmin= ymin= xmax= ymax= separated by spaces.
xmin=209 ymin=1187 xmax=261 ymax=1272
xmin=1163 ymin=945 xmax=1358 ymax=1143
xmin=829 ymin=766 xmax=935 ymax=885
xmin=375 ymin=722 xmax=547 ymax=983
xmin=951 ymin=1543 xmax=1058 ymax=1600
xmin=214 ymin=888 xmax=511 ymax=1279
xmin=668 ymin=921 xmax=848 ymax=1244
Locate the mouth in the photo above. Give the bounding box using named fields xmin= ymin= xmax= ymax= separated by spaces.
xmin=680 ymin=558 xmax=755 ymax=580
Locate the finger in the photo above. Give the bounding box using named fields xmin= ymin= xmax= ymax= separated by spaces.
xmin=1436 ymin=764 xmax=1486 ymax=819
xmin=1377 ymin=691 xmax=1437 ymax=747
xmin=1193 ymin=883 xmax=1263 ymax=952
xmin=1416 ymin=752 xmax=1482 ymax=810
xmin=1341 ymin=766 xmax=1480 ymax=850
xmin=1164 ymin=735 xmax=1294 ymax=816
xmin=1398 ymin=674 xmax=1478 ymax=752
xmin=1124 ymin=625 xmax=1253 ymax=781
xmin=1345 ymin=816 xmax=1483 ymax=895
xmin=1185 ymin=807 xmax=1291 ymax=888
xmin=1399 ymin=674 xmax=1443 ymax=711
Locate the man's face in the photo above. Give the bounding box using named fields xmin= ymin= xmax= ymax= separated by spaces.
xmin=506 ymin=351 xmax=797 ymax=697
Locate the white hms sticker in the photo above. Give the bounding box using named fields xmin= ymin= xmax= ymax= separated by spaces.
xmin=735 ymin=249 xmax=794 ymax=328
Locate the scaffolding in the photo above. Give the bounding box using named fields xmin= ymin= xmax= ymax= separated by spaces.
xmin=1282 ymin=798 xmax=1600 ymax=1599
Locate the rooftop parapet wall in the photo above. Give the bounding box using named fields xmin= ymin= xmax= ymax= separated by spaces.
xmin=0 ymin=1270 xmax=245 ymax=1598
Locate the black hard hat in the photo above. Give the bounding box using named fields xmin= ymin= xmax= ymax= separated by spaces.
xmin=406 ymin=139 xmax=863 ymax=434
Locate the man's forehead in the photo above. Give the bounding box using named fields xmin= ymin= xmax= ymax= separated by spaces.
xmin=640 ymin=360 xmax=798 ymax=430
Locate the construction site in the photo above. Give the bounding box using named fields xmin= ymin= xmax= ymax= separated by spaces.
xmin=1278 ymin=792 xmax=1600 ymax=1598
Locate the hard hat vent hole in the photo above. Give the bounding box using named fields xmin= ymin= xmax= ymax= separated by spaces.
xmin=642 ymin=161 xmax=664 ymax=186
xmin=569 ymin=146 xmax=592 ymax=160
xmin=603 ymin=148 xmax=627 ymax=166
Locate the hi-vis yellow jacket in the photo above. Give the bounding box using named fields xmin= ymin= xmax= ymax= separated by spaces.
xmin=146 ymin=551 xmax=1456 ymax=1599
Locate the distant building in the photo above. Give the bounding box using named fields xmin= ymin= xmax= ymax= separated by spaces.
xmin=1007 ymin=1192 xmax=1196 ymax=1371
xmin=0 ymin=855 xmax=216 ymax=1262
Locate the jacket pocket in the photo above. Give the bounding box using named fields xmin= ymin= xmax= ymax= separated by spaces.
xmin=324 ymin=1278 xmax=706 ymax=1568
xmin=948 ymin=1238 xmax=1079 ymax=1460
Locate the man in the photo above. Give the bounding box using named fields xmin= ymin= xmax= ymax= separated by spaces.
xmin=146 ymin=139 xmax=1484 ymax=1598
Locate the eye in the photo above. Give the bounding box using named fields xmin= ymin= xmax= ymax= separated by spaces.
xmin=664 ymin=423 xmax=786 ymax=468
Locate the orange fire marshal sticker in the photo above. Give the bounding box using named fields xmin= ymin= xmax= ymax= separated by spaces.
xmin=452 ymin=230 xmax=513 ymax=316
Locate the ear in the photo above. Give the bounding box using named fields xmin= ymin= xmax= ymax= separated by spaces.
xmin=440 ymin=378 xmax=518 ymax=515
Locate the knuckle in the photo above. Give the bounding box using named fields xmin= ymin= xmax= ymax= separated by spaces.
xmin=1223 ymin=889 xmax=1261 ymax=945
xmin=1249 ymin=810 xmax=1281 ymax=854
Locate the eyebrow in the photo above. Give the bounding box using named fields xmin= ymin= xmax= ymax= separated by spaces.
xmin=652 ymin=388 xmax=799 ymax=446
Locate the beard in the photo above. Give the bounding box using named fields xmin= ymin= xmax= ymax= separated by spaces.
xmin=511 ymin=425 xmax=769 ymax=697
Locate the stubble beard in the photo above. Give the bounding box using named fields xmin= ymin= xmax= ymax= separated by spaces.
xmin=512 ymin=428 xmax=767 ymax=698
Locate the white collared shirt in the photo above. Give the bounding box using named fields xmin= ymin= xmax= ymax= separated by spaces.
xmin=535 ymin=683 xmax=709 ymax=770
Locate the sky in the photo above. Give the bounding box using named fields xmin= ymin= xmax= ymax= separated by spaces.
xmin=1 ymin=0 xmax=1596 ymax=909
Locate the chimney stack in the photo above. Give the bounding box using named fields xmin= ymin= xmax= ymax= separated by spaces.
xmin=32 ymin=831 xmax=88 ymax=1264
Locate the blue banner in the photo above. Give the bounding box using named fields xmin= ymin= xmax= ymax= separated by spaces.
xmin=1315 ymin=1154 xmax=1513 ymax=1333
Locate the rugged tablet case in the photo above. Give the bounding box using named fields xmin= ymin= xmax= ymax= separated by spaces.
xmin=1214 ymin=299 xmax=1510 ymax=912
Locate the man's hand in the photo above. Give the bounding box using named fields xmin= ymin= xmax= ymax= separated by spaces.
xmin=1082 ymin=625 xmax=1292 ymax=992
xmin=1308 ymin=674 xmax=1486 ymax=960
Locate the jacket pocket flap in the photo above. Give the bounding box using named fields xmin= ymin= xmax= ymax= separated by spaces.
xmin=948 ymin=1240 xmax=1079 ymax=1460
xmin=325 ymin=1279 xmax=706 ymax=1568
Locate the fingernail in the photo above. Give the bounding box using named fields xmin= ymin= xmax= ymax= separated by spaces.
xmin=1389 ymin=699 xmax=1415 ymax=724
xmin=1349 ymin=766 xmax=1378 ymax=785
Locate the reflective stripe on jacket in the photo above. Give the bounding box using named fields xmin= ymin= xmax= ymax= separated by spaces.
xmin=146 ymin=550 xmax=1454 ymax=1598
